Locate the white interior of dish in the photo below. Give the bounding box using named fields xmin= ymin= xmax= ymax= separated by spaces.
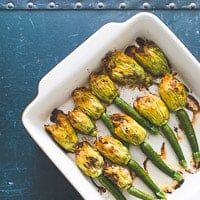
xmin=22 ymin=13 xmax=200 ymax=200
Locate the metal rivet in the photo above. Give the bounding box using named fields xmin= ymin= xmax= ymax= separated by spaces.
xmin=7 ymin=2 xmax=14 ymax=9
xmin=27 ymin=2 xmax=34 ymax=9
xmin=168 ymin=3 xmax=176 ymax=9
xmin=97 ymin=2 xmax=104 ymax=9
xmin=48 ymin=2 xmax=56 ymax=8
xmin=75 ymin=2 xmax=82 ymax=9
xmin=143 ymin=2 xmax=150 ymax=9
xmin=189 ymin=3 xmax=197 ymax=9
xmin=119 ymin=2 xmax=126 ymax=9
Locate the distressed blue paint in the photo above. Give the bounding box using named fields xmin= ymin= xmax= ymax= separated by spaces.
xmin=0 ymin=10 xmax=200 ymax=200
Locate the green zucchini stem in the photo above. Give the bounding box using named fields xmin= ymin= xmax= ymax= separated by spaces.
xmin=176 ymin=109 xmax=200 ymax=163
xmin=127 ymin=159 xmax=166 ymax=199
xmin=161 ymin=124 xmax=187 ymax=168
xmin=140 ymin=142 xmax=183 ymax=181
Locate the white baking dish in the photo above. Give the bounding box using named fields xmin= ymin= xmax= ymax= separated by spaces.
xmin=22 ymin=12 xmax=200 ymax=200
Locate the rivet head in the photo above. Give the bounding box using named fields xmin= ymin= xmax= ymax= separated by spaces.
xmin=119 ymin=2 xmax=126 ymax=9
xmin=7 ymin=2 xmax=14 ymax=9
xmin=189 ymin=3 xmax=196 ymax=9
xmin=143 ymin=2 xmax=150 ymax=9
xmin=48 ymin=2 xmax=56 ymax=8
xmin=97 ymin=2 xmax=104 ymax=9
xmin=27 ymin=2 xmax=34 ymax=9
xmin=75 ymin=2 xmax=82 ymax=9
xmin=168 ymin=3 xmax=176 ymax=9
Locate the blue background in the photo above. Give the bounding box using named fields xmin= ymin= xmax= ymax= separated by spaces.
xmin=1 ymin=10 xmax=200 ymax=200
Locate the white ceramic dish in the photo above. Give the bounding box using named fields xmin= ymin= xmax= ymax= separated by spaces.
xmin=22 ymin=12 xmax=200 ymax=200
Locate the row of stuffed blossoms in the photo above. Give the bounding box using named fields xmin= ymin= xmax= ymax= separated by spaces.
xmin=44 ymin=38 xmax=200 ymax=200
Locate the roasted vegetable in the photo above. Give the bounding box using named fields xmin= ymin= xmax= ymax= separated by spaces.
xmin=96 ymin=136 xmax=166 ymax=199
xmin=76 ymin=141 xmax=104 ymax=178
xmin=89 ymin=73 xmax=159 ymax=135
xmin=159 ymin=74 xmax=200 ymax=162
xmin=45 ymin=109 xmax=78 ymax=152
xmin=104 ymin=164 xmax=156 ymax=200
xmin=68 ymin=108 xmax=97 ymax=136
xmin=111 ymin=113 xmax=147 ymax=145
xmin=72 ymin=87 xmax=105 ymax=120
xmin=75 ymin=141 xmax=126 ymax=200
xmin=95 ymin=135 xmax=131 ymax=165
xmin=134 ymin=94 xmax=169 ymax=126
xmin=89 ymin=73 xmax=119 ymax=104
xmin=102 ymin=51 xmax=152 ymax=86
xmin=125 ymin=38 xmax=170 ymax=76
xmin=111 ymin=113 xmax=183 ymax=181
xmin=134 ymin=94 xmax=187 ymax=168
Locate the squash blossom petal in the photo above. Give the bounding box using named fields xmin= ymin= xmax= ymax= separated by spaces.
xmin=72 ymin=87 xmax=106 ymax=120
xmin=95 ymin=136 xmax=131 ymax=165
xmin=45 ymin=109 xmax=78 ymax=152
xmin=102 ymin=51 xmax=152 ymax=86
xmin=134 ymin=94 xmax=169 ymax=126
xmin=68 ymin=108 xmax=97 ymax=136
xmin=103 ymin=164 xmax=133 ymax=190
xmin=111 ymin=113 xmax=147 ymax=145
xmin=125 ymin=38 xmax=170 ymax=76
xmin=75 ymin=141 xmax=104 ymax=178
xmin=159 ymin=73 xmax=187 ymax=111
xmin=89 ymin=73 xmax=119 ymax=104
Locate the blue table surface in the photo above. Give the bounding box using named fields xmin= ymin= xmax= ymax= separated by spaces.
xmin=1 ymin=10 xmax=200 ymax=200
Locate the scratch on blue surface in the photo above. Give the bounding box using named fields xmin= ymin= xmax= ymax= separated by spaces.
xmin=29 ymin=17 xmax=35 ymax=29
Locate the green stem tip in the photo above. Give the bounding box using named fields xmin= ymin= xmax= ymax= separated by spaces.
xmin=127 ymin=186 xmax=155 ymax=200
xmin=179 ymin=160 xmax=187 ymax=169
xmin=193 ymin=152 xmax=200 ymax=163
xmin=173 ymin=171 xmax=184 ymax=182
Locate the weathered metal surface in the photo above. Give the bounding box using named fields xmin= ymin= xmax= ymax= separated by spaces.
xmin=0 ymin=0 xmax=200 ymax=10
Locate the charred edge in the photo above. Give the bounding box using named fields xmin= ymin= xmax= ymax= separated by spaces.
xmin=44 ymin=124 xmax=51 ymax=134
xmin=172 ymin=71 xmax=178 ymax=77
xmin=160 ymin=142 xmax=167 ymax=160
xmin=71 ymin=86 xmax=89 ymax=97
xmin=50 ymin=109 xmax=65 ymax=123
xmin=75 ymin=141 xmax=89 ymax=155
xmin=174 ymin=179 xmax=184 ymax=190
xmin=193 ymin=160 xmax=200 ymax=169
xmin=185 ymin=168 xmax=194 ymax=174
xmin=100 ymin=51 xmax=113 ymax=70
xmin=174 ymin=127 xmax=178 ymax=133
xmin=186 ymin=94 xmax=200 ymax=113
xmin=178 ymin=123 xmax=184 ymax=131
xmin=183 ymin=84 xmax=190 ymax=93
xmin=111 ymin=113 xmax=127 ymax=122
xmin=125 ymin=45 xmax=137 ymax=57
xmin=90 ymin=178 xmax=106 ymax=194
xmin=136 ymin=37 xmax=146 ymax=46
xmin=143 ymin=157 xmax=149 ymax=172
